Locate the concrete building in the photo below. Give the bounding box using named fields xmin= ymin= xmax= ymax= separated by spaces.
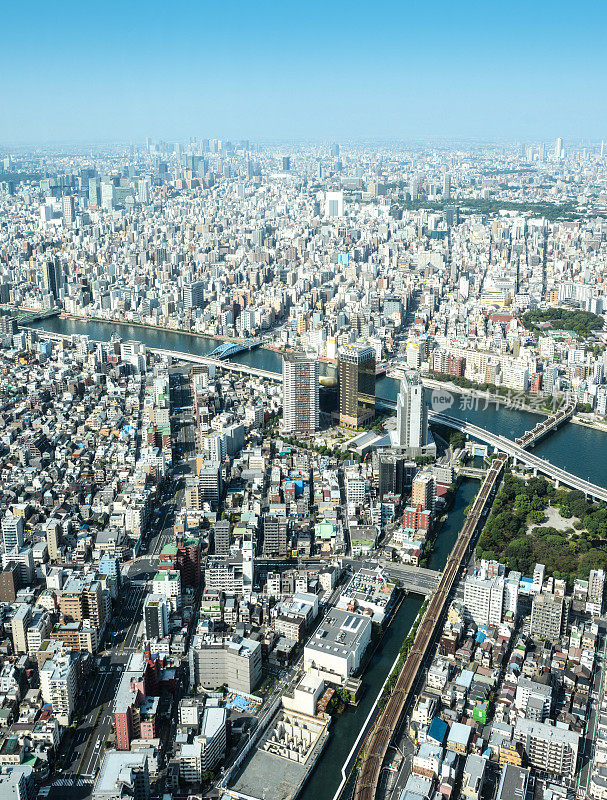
xmin=143 ymin=594 xmax=170 ymax=641
xmin=530 ymin=592 xmax=569 ymax=641
xmin=304 ymin=608 xmax=372 ymax=685
xmin=281 ymin=352 xmax=319 ymax=435
xmin=514 ymin=717 xmax=579 ymax=777
xmin=178 ymin=707 xmax=227 ymax=781
xmin=463 ymin=575 xmax=504 ymax=627
xmin=188 ymin=634 xmax=262 ymax=694
xmin=393 ymin=374 xmax=428 ymax=454
xmin=93 ymin=750 xmax=150 ymax=800
xmin=2 ymin=515 xmax=24 ymax=554
xmin=39 ymin=651 xmax=78 ymax=725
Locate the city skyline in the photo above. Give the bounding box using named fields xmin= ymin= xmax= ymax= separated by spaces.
xmin=3 ymin=0 xmax=607 ymax=144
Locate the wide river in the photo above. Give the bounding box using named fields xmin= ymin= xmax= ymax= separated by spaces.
xmin=31 ymin=315 xmax=607 ymax=487
xmin=30 ymin=315 xmax=607 ymax=800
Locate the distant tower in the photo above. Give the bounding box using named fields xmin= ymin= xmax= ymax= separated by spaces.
xmin=442 ymin=173 xmax=451 ymax=199
xmin=324 ymin=191 xmax=344 ymax=218
xmin=42 ymin=259 xmax=62 ymax=300
xmin=281 ymin=155 xmax=291 ymax=172
xmin=555 ymin=137 xmax=564 ymax=160
xmin=62 ymin=195 xmax=75 ymax=225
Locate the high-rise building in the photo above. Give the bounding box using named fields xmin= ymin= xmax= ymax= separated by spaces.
xmin=2 ymin=514 xmax=24 ymax=554
xmin=62 ymin=195 xmax=75 ymax=224
xmin=183 ymin=281 xmax=205 ymax=309
xmin=100 ymin=181 xmax=114 ymax=210
xmin=40 ymin=650 xmax=78 ymax=725
xmin=338 ymin=344 xmax=375 ymax=427
xmin=324 ymin=190 xmax=344 ymax=218
xmin=554 ymin=137 xmax=564 ymax=160
xmin=588 ymin=569 xmax=605 ymax=610
xmin=282 ymin=352 xmax=319 ymax=435
xmin=393 ymin=374 xmax=428 ymax=453
xmin=281 ymin=155 xmax=291 ymax=171
xmin=11 ymin=603 xmax=31 ymax=654
xmin=411 ymin=471 xmax=435 ymax=511
xmin=46 ymin=520 xmax=62 ymax=561
xmin=138 ymin=179 xmax=150 ymax=203
xmin=530 ymin=591 xmax=569 ymax=641
xmin=442 ymin=173 xmax=451 ymax=199
xmin=42 ymin=259 xmax=62 ymax=300
xmin=463 ymin=575 xmax=504 ymax=626
xmin=213 ymin=519 xmax=231 ymax=555
xmin=143 ymin=594 xmax=170 ymax=641
xmin=88 ymin=177 xmax=100 ymax=206
xmin=263 ymin=514 xmax=288 ymax=557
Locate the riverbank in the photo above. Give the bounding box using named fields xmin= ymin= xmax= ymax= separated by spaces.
xmin=60 ymin=312 xmax=252 ymax=344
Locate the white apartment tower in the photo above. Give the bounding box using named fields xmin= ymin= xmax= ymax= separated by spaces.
xmin=393 ymin=374 xmax=428 ymax=453
xmin=282 ymin=352 xmax=319 ymax=435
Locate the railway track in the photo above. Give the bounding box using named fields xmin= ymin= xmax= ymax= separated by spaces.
xmin=353 ymin=454 xmax=507 ymax=800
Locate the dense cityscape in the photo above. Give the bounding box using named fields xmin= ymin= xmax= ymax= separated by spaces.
xmin=0 ymin=134 xmax=605 ymax=800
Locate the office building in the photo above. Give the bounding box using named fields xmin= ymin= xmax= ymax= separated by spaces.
xmin=304 ymin=608 xmax=372 ymax=685
xmin=324 ymin=190 xmax=344 ymax=217
xmin=42 ymin=259 xmax=62 ymax=300
xmin=338 ymin=344 xmax=375 ymax=427
xmin=62 ymin=195 xmax=75 ymax=224
xmin=282 ymin=352 xmax=319 ymax=435
xmin=188 ymin=634 xmax=262 ymax=694
xmin=143 ymin=594 xmax=170 ymax=641
xmin=2 ymin=514 xmax=23 ymax=554
xmin=392 ymin=374 xmax=428 ymax=454
xmin=93 ymin=751 xmax=150 ymax=800
xmin=183 ymin=281 xmax=205 ymax=310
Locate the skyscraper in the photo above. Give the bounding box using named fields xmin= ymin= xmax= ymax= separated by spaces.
xmin=282 ymin=352 xmax=319 ymax=435
xmin=338 ymin=344 xmax=375 ymax=427
xmin=42 ymin=259 xmax=62 ymax=300
xmin=442 ymin=173 xmax=451 ymax=199
xmin=62 ymin=195 xmax=75 ymax=224
xmin=324 ymin=191 xmax=344 ymax=218
xmin=392 ymin=374 xmax=428 ymax=453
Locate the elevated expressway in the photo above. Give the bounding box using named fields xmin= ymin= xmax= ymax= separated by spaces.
xmin=377 ymin=398 xmax=607 ymax=503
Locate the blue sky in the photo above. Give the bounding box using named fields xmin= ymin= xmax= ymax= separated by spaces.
xmin=2 ymin=0 xmax=606 ymax=143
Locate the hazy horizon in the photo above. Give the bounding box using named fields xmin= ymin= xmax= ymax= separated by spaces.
xmin=3 ymin=0 xmax=607 ymax=144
